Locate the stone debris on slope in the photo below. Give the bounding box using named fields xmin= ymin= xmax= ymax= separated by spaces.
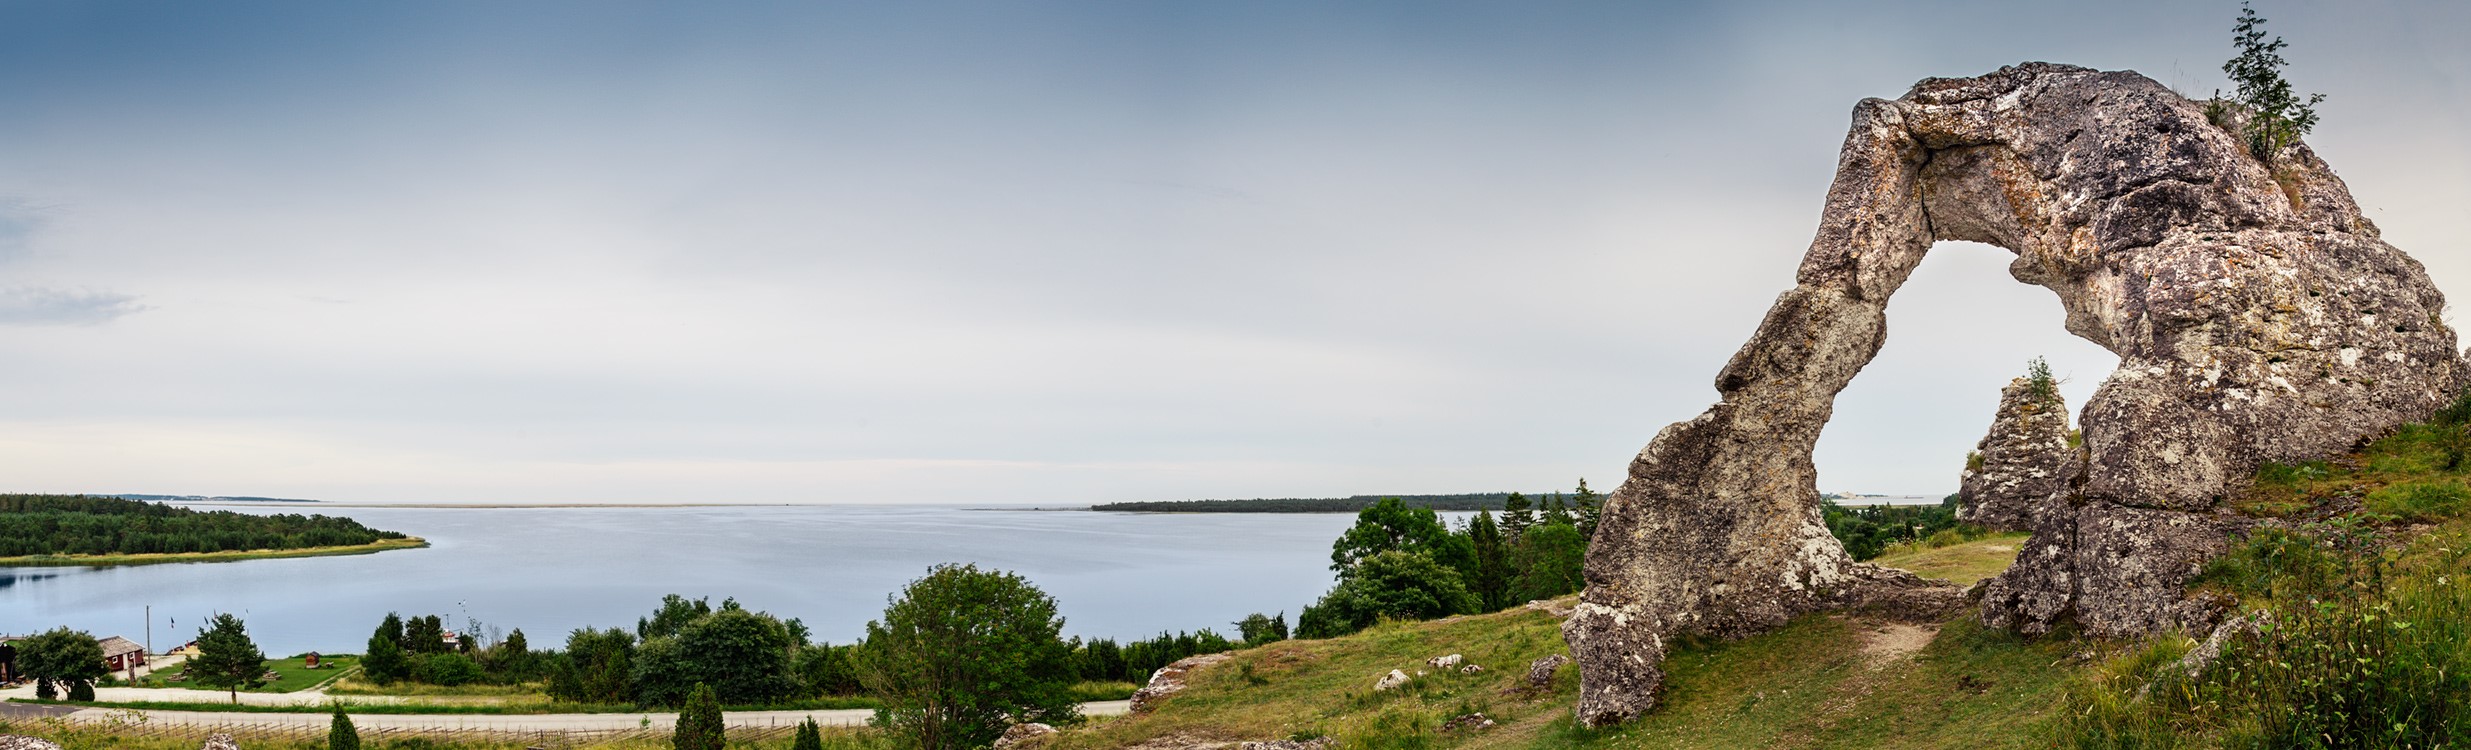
xmin=1568 ymin=61 xmax=2466 ymax=728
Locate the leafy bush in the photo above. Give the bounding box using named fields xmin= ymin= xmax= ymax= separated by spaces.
xmin=1298 ymin=550 xmax=1481 ymax=639
xmin=414 ymin=652 xmax=482 ymax=687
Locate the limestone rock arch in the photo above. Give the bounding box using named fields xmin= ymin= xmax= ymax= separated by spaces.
xmin=1564 ymin=63 xmax=2465 ymax=727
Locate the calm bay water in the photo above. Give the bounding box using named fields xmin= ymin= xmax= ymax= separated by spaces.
xmin=1 ymin=504 xmax=1464 ymax=655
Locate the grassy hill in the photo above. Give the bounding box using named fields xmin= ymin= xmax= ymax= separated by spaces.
xmin=1040 ymin=399 xmax=2471 ymax=750
xmin=1036 ymin=534 xmax=2060 ymax=750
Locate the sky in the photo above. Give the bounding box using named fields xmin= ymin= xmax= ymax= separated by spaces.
xmin=0 ymin=1 xmax=2465 ymax=505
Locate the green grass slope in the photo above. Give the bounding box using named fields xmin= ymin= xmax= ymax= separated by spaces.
xmin=1043 ymin=534 xmax=2065 ymax=750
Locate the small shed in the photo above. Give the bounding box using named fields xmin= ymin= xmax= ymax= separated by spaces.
xmin=99 ymin=636 xmax=145 ymax=672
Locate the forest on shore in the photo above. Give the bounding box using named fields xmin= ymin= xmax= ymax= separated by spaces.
xmin=0 ymin=494 xmax=411 ymax=558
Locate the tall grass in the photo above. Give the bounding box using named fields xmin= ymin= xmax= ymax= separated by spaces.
xmin=2062 ymin=519 xmax=2471 ymax=749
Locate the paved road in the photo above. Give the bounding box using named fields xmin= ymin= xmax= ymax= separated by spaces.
xmin=53 ymin=700 xmax=1134 ymax=732
xmin=0 ymin=702 xmax=78 ymax=720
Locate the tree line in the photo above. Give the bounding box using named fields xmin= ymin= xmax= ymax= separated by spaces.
xmin=1089 ymin=492 xmax=1553 ymax=513
xmin=0 ymin=494 xmax=407 ymax=557
xmin=1285 ymin=481 xmax=1602 ymax=639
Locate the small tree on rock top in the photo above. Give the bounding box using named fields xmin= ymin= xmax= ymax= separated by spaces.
xmin=2221 ymin=2 xmax=2324 ymax=161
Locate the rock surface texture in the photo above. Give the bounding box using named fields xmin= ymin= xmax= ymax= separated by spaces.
xmin=1566 ymin=62 xmax=2466 ymax=728
xmin=1130 ymin=653 xmax=1232 ymax=714
xmin=1959 ymin=376 xmax=2081 ymax=530
xmin=0 ymin=736 xmax=65 ymax=750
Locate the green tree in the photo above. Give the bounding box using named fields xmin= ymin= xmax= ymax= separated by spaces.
xmin=328 ymin=706 xmax=360 ymax=750
xmin=1234 ymin=612 xmax=1289 ymax=646
xmin=547 ymin=627 xmax=637 ymax=704
xmin=1572 ymin=479 xmax=1602 ymax=539
xmin=1543 ymin=494 xmax=1575 ymax=528
xmin=403 ymin=615 xmax=446 ymax=655
xmin=634 ymin=606 xmax=801 ymax=707
xmin=361 ymin=634 xmax=408 ymax=686
xmin=672 ymin=682 xmax=725 ymax=750
xmin=191 ymin=613 xmax=268 ymax=704
xmin=792 ymin=716 xmax=825 ymax=750
xmin=1296 ymin=550 xmax=1483 ymax=638
xmin=16 ymin=627 xmax=105 ymax=702
xmin=374 ymin=613 xmax=404 ymax=653
xmin=855 ymin=563 xmax=1080 ymax=750
xmin=795 ymin=643 xmax=863 ymax=696
xmin=2221 ymin=2 xmax=2324 ymax=161
xmin=1510 ymin=522 xmax=1588 ymax=602
xmin=638 ymin=594 xmax=712 ymax=641
xmin=1501 ymin=492 xmax=1534 ymax=540
xmin=1465 ymin=509 xmax=1514 ymax=611
xmin=1330 ymin=497 xmax=1478 ymax=589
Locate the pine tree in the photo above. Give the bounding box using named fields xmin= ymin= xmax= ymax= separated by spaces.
xmin=672 ymin=682 xmax=726 ymax=750
xmin=375 ymin=613 xmax=404 ymax=652
xmin=1501 ymin=492 xmax=1534 ymax=540
xmin=1573 ymin=479 xmax=1602 ymax=538
xmin=362 ymin=634 xmax=408 ymax=685
xmin=328 ymin=707 xmax=361 ymax=750
xmin=1466 ymin=509 xmax=1513 ymax=611
xmin=192 ymin=613 xmax=267 ymax=704
xmin=1544 ymin=493 xmax=1575 ymax=528
xmin=792 ymin=717 xmax=824 ymax=750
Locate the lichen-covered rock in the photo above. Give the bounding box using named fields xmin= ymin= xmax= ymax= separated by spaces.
xmin=1567 ymin=62 xmax=2466 ymax=728
xmin=1425 ymin=654 xmax=1462 ymax=669
xmin=1525 ymin=654 xmax=1570 ymax=688
xmin=1130 ymin=653 xmax=1232 ymax=714
xmin=200 ymin=735 xmax=241 ymax=750
xmin=993 ymin=723 xmax=1058 ymax=748
xmin=1960 ymin=377 xmax=2081 ymax=530
xmin=0 ymin=736 xmax=65 ymax=750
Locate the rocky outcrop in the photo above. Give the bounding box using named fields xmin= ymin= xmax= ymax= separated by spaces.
xmin=200 ymin=735 xmax=240 ymax=750
xmin=1130 ymin=653 xmax=1232 ymax=714
xmin=1959 ymin=376 xmax=2081 ymax=530
xmin=993 ymin=723 xmax=1059 ymax=748
xmin=0 ymin=736 xmax=65 ymax=750
xmin=1567 ymin=62 xmax=2466 ymax=728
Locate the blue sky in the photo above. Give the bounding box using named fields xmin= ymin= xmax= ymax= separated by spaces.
xmin=0 ymin=1 xmax=2465 ymax=503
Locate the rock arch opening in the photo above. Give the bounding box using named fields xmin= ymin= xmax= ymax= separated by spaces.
xmin=1565 ymin=63 xmax=2465 ymax=728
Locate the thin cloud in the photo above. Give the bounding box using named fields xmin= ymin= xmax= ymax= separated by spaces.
xmin=0 ymin=286 xmax=149 ymax=326
xmin=0 ymin=199 xmax=40 ymax=261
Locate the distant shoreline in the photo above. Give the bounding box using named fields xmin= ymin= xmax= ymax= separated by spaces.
xmin=0 ymin=537 xmax=430 ymax=567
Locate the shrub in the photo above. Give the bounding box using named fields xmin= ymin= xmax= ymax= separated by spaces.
xmin=792 ymin=716 xmax=824 ymax=750
xmin=329 ymin=707 xmax=361 ymax=750
xmin=415 ymin=652 xmax=483 ymax=687
xmin=1298 ymin=550 xmax=1482 ymax=639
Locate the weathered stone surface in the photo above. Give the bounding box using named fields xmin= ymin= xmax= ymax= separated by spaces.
xmin=1960 ymin=377 xmax=2081 ymax=530
xmin=993 ymin=722 xmax=1058 ymax=748
xmin=200 ymin=734 xmax=241 ymax=750
xmin=1525 ymin=654 xmax=1570 ymax=689
xmin=1372 ymin=669 xmax=1410 ymax=691
xmin=0 ymin=736 xmax=65 ymax=750
xmin=1567 ymin=62 xmax=2466 ymax=728
xmin=1425 ymin=654 xmax=1463 ymax=669
xmin=1130 ymin=653 xmax=1232 ymax=714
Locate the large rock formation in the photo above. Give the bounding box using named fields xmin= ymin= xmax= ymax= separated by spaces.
xmin=1958 ymin=375 xmax=2080 ymax=531
xmin=1565 ymin=62 xmax=2465 ymax=727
